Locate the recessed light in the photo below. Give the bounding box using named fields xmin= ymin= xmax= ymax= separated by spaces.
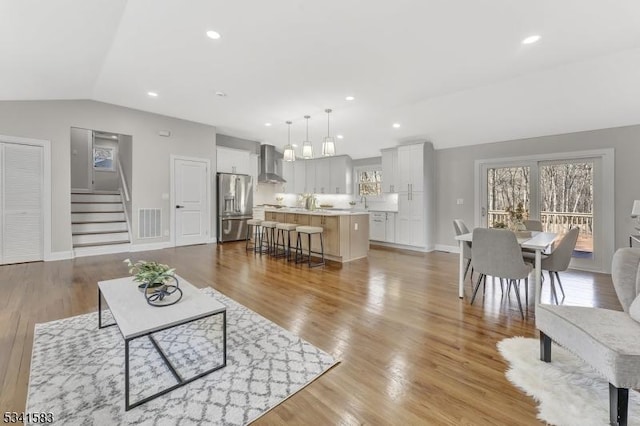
xmin=206 ymin=30 xmax=221 ymax=40
xmin=264 ymin=123 xmax=272 ymax=127
xmin=522 ymin=35 xmax=541 ymax=45
xmin=147 ymin=91 xmax=158 ymax=97
xmin=392 ymin=123 xmax=401 ymax=128
xmin=292 ymin=144 xmax=298 ymax=148
xmin=337 ymin=134 xmax=344 ymax=139
xmin=215 ymin=91 xmax=226 ymax=97
xmin=345 ymin=96 xmax=355 ymax=101
xmin=111 ymin=135 xmax=118 ymax=139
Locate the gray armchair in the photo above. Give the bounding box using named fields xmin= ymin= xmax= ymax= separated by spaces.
xmin=537 ymin=248 xmax=640 ymax=425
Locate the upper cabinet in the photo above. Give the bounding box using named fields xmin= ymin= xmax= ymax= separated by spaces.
xmin=397 ymin=143 xmax=424 ymax=192
xmin=381 ymin=148 xmax=397 ymax=193
xmin=217 ymin=146 xmax=252 ymax=175
xmin=281 ymin=155 xmax=352 ymax=194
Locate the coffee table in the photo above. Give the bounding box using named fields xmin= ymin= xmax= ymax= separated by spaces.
xmin=98 ymin=275 xmax=226 ymax=411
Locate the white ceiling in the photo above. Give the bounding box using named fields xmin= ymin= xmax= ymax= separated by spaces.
xmin=3 ymin=0 xmax=640 ymax=158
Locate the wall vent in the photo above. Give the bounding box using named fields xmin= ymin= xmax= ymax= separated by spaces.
xmin=138 ymin=208 xmax=162 ymax=239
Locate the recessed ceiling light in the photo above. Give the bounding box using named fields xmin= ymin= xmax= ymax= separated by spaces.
xmin=206 ymin=30 xmax=221 ymax=40
xmin=392 ymin=123 xmax=401 ymax=128
xmin=337 ymin=134 xmax=344 ymax=139
xmin=292 ymin=144 xmax=298 ymax=148
xmin=215 ymin=91 xmax=226 ymax=97
xmin=345 ymin=96 xmax=355 ymax=101
xmin=264 ymin=123 xmax=272 ymax=127
xmin=522 ymin=35 xmax=541 ymax=45
xmin=147 ymin=91 xmax=158 ymax=97
xmin=111 ymin=135 xmax=118 ymax=139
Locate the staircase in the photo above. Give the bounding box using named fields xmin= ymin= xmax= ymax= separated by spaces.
xmin=71 ymin=192 xmax=131 ymax=256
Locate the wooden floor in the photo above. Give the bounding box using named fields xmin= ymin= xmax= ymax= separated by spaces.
xmin=0 ymin=243 xmax=619 ymax=424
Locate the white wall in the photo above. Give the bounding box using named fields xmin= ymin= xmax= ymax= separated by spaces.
xmin=70 ymin=127 xmax=91 ymax=190
xmin=0 ymin=100 xmax=216 ymax=254
xmin=435 ymin=124 xmax=640 ymax=256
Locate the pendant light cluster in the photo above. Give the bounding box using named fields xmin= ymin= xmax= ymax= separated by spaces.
xmin=282 ymin=108 xmax=337 ymax=162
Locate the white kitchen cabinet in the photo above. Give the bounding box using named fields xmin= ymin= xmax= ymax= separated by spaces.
xmin=217 ymin=146 xmax=251 ymax=175
xmin=330 ymin=156 xmax=353 ymax=194
xmin=397 ymin=143 xmax=423 ymax=192
xmin=369 ymin=212 xmax=386 ymax=241
xmin=293 ymin=160 xmax=307 ymax=193
xmin=250 ymin=154 xmax=258 ymax=192
xmin=385 ymin=212 xmax=396 ymax=243
xmin=305 ymin=160 xmax=316 ymax=193
xmin=381 ymin=148 xmax=397 ymax=193
xmin=397 ymin=190 xmax=425 ymax=247
xmin=282 ymin=161 xmax=294 ymax=193
xmin=314 ymin=158 xmax=331 ymax=194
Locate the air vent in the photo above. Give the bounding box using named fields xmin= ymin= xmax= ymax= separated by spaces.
xmin=138 ymin=208 xmax=162 ymax=239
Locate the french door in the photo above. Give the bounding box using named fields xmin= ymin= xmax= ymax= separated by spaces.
xmin=479 ymin=154 xmax=608 ymax=272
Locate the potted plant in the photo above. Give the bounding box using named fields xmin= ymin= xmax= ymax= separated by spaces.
xmin=123 ymin=258 xmax=175 ymax=292
xmin=505 ymin=202 xmax=527 ymax=231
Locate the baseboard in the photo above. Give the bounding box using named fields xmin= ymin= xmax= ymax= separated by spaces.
xmin=435 ymin=244 xmax=459 ymax=253
xmin=206 ymin=238 xmax=218 ymax=244
xmin=45 ymin=251 xmax=74 ymax=261
xmin=129 ymin=241 xmax=173 ymax=252
xmin=369 ymin=241 xmax=434 ymax=252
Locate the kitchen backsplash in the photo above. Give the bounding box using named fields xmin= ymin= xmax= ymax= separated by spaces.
xmin=256 ymin=189 xmax=398 ymax=211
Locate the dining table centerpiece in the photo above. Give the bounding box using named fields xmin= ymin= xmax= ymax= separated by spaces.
xmin=123 ymin=258 xmax=183 ymax=306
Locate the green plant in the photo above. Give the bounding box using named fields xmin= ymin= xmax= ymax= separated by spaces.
xmin=505 ymin=202 xmax=528 ymax=222
xmin=493 ymin=221 xmax=507 ymax=229
xmin=124 ymin=258 xmax=175 ymax=286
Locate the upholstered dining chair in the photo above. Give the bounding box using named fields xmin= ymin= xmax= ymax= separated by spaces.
xmin=471 ymin=228 xmax=533 ymax=318
xmin=453 ymin=219 xmax=473 ymax=282
xmin=524 ymin=227 xmax=580 ymax=304
xmin=523 ymin=219 xmax=543 ymax=232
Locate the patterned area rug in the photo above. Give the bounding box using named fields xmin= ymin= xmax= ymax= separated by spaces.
xmin=498 ymin=337 xmax=640 ymax=426
xmin=26 ymin=287 xmax=338 ymax=425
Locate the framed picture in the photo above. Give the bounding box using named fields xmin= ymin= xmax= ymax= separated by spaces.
xmin=93 ymin=146 xmax=115 ymax=171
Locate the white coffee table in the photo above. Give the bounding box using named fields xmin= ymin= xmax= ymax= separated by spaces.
xmin=98 ymin=275 xmax=226 ymax=411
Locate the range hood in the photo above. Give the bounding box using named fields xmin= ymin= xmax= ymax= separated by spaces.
xmin=257 ymin=144 xmax=286 ymax=183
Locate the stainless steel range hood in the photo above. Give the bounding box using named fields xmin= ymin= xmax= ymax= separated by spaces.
xmin=257 ymin=144 xmax=286 ymax=183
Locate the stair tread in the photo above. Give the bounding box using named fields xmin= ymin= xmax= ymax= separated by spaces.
xmin=72 ymin=230 xmax=128 ymax=236
xmin=71 ymin=191 xmax=120 ymax=195
xmin=73 ymin=240 xmax=130 ymax=248
xmin=71 ymin=201 xmax=123 ymax=204
xmin=71 ymin=210 xmax=124 ymax=214
xmin=72 ymin=220 xmax=126 ymax=224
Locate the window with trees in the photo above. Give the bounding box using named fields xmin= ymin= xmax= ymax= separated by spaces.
xmin=357 ymin=169 xmax=382 ymax=196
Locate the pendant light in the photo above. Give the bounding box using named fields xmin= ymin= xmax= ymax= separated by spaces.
xmin=283 ymin=121 xmax=295 ymax=162
xmin=321 ymin=108 xmax=336 ymax=157
xmin=301 ymin=115 xmax=313 ymax=159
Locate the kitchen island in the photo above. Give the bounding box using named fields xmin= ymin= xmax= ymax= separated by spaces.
xmin=264 ymin=208 xmax=369 ymax=263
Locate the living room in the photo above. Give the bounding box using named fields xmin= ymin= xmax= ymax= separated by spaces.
xmin=2 ymin=2 xmax=640 ymax=425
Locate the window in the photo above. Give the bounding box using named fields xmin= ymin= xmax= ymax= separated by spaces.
xmin=357 ymin=169 xmax=382 ymax=196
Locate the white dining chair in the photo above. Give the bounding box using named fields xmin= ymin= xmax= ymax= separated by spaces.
xmin=453 ymin=219 xmax=473 ymax=282
xmin=471 ymin=228 xmax=533 ymax=318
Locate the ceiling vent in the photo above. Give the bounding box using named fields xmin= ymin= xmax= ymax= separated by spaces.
xmin=257 ymin=144 xmax=286 ymax=183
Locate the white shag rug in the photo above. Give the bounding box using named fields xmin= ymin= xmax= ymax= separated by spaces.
xmin=26 ymin=287 xmax=338 ymax=425
xmin=498 ymin=337 xmax=640 ymax=426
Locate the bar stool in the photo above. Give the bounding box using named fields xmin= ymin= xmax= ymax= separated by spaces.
xmin=246 ymin=219 xmax=263 ymax=253
xmin=275 ymin=223 xmax=298 ymax=261
xmin=295 ymin=226 xmax=325 ymax=267
xmin=260 ymin=221 xmax=278 ymax=255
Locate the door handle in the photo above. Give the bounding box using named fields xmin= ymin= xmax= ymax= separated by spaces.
xmin=481 ymin=207 xmax=486 ymax=217
xmin=176 ymin=205 xmax=185 ymax=209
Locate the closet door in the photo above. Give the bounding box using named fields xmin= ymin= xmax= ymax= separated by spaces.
xmin=1 ymin=143 xmax=44 ymax=264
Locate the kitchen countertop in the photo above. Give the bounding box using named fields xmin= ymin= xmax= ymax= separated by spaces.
xmin=264 ymin=207 xmax=369 ymax=216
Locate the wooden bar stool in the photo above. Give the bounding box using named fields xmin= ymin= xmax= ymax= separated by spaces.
xmin=260 ymin=221 xmax=278 ymax=255
xmin=275 ymin=223 xmax=297 ymax=261
xmin=295 ymin=226 xmax=325 ymax=267
xmin=246 ymin=219 xmax=263 ymax=253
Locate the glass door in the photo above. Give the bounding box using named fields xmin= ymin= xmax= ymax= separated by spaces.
xmin=480 ymin=157 xmax=602 ymax=271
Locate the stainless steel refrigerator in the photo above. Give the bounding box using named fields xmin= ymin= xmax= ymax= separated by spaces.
xmin=217 ymin=173 xmax=253 ymax=243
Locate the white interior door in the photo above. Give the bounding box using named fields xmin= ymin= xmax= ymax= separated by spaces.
xmin=1 ymin=143 xmax=44 ymax=264
xmin=174 ymin=157 xmax=210 ymax=246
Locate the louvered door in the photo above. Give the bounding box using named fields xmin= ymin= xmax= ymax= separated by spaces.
xmin=1 ymin=142 xmax=44 ymax=264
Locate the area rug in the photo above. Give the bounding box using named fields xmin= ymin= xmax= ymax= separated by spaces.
xmin=26 ymin=287 xmax=338 ymax=425
xmin=498 ymin=337 xmax=640 ymax=426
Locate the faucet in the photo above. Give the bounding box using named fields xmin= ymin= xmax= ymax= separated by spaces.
xmin=360 ymin=196 xmax=368 ymax=209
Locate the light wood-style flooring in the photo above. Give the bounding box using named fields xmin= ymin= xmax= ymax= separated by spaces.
xmin=0 ymin=243 xmax=619 ymax=424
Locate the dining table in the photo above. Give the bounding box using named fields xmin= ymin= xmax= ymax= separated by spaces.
xmin=454 ymin=230 xmax=558 ymax=306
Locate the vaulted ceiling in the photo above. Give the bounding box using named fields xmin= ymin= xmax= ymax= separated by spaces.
xmin=3 ymin=0 xmax=640 ymax=158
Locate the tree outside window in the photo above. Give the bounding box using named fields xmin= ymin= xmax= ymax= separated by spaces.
xmin=358 ymin=169 xmax=382 ymax=196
